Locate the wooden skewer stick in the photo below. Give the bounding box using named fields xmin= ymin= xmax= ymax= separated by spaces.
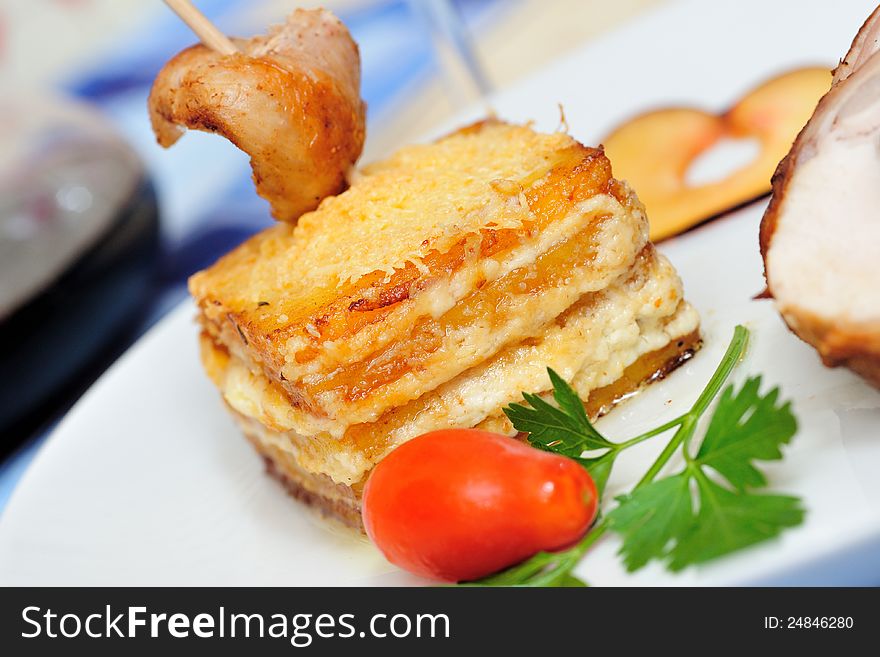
xmin=163 ymin=0 xmax=239 ymax=55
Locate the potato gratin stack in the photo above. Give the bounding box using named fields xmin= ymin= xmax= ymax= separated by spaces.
xmin=190 ymin=121 xmax=700 ymax=529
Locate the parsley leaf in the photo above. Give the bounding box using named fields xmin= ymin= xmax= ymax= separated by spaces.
xmin=604 ymin=474 xmax=692 ymax=572
xmin=668 ymin=478 xmax=803 ymax=570
xmin=503 ymin=369 xmax=613 ymax=455
xmin=550 ymin=573 xmax=589 ymax=587
xmin=697 ymin=376 xmax=797 ymax=491
xmin=573 ymin=452 xmax=616 ymax=497
xmin=463 ymin=547 xmax=591 ymax=587
xmin=607 ymin=376 xmax=804 ymax=572
xmin=504 ymin=368 xmax=619 ymax=493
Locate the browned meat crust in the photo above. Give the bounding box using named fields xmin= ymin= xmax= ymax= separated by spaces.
xmin=148 ymin=8 xmax=365 ymax=222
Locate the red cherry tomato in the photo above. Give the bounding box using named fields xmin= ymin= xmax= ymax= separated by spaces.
xmin=362 ymin=429 xmax=598 ymax=582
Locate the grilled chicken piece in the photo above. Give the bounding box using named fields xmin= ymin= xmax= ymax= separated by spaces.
xmin=761 ymin=6 xmax=880 ymax=386
xmin=148 ymin=8 xmax=366 ymax=222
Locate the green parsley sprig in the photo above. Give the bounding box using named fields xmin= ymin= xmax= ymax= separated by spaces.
xmin=464 ymin=325 xmax=804 ymax=586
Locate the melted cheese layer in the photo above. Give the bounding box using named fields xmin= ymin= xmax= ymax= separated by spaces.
xmin=202 ymin=249 xmax=699 ymax=485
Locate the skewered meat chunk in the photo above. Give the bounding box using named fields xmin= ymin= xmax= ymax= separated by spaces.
xmin=148 ymin=8 xmax=366 ymax=222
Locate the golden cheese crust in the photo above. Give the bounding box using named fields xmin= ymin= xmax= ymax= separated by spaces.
xmin=191 ymin=120 xmax=703 ymax=526
xmin=191 ymin=121 xmax=646 ymax=434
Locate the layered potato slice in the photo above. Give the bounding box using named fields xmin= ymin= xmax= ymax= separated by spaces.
xmin=200 ymin=246 xmax=700 ymax=528
xmin=191 ymin=121 xmax=650 ymax=437
xmin=192 ymin=120 xmax=701 ymax=528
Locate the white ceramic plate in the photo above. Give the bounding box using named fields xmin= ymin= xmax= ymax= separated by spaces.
xmin=2 ymin=0 xmax=880 ymax=586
